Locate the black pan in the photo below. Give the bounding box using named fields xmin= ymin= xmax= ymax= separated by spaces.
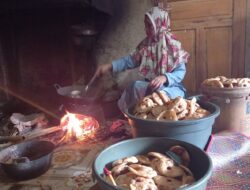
xmin=54 ymin=84 xmax=100 ymax=105
xmin=0 ymin=140 xmax=55 ymax=180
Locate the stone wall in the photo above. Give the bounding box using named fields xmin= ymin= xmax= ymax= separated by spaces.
xmin=94 ymin=0 xmax=153 ymax=90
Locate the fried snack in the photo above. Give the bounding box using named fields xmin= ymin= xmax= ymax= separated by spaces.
xmin=217 ymin=76 xmax=227 ymax=82
xmin=203 ymin=76 xmax=250 ymax=88
xmin=136 ymin=155 xmax=151 ymax=165
xmin=152 ymin=92 xmax=164 ymax=106
xmin=130 ymin=177 xmax=158 ymax=190
xmin=223 ymin=80 xmax=234 ymax=88
xmin=107 ymin=150 xmax=195 ymax=190
xmin=151 ymin=158 xmax=184 ymax=177
xmin=134 ymin=96 xmax=210 ymax=121
xmin=196 ymin=107 xmax=210 ymax=116
xmin=187 ymin=98 xmax=197 ymax=117
xmin=179 ymin=165 xmax=194 ymax=178
xmin=169 ymin=146 xmax=190 ymax=167
xmin=148 ymin=152 xmax=169 ymax=159
xmin=111 ymin=163 xmax=129 ymax=177
xmin=157 ymin=110 xmax=178 ymax=121
xmin=128 ymin=164 xmax=158 ymax=178
xmin=177 ymin=109 xmax=189 ymax=120
xmin=134 ymin=96 xmax=155 ymax=114
xmin=212 ymin=80 xmax=224 ymax=88
xmin=115 ymin=172 xmax=137 ymax=189
xmin=238 ymin=78 xmax=250 ymax=87
xmin=112 ymin=156 xmax=138 ymax=167
xmin=151 ymin=106 xmax=167 ymax=117
xmin=186 ymin=112 xmax=206 ymax=120
xmin=153 ymin=175 xmax=183 ymax=190
xmin=167 ymin=97 xmax=187 ymax=113
xmin=202 ymin=78 xmax=224 ymax=88
xmin=156 ymin=91 xmax=170 ymax=104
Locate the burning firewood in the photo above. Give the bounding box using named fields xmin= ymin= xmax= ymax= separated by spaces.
xmin=59 ymin=112 xmax=99 ymax=143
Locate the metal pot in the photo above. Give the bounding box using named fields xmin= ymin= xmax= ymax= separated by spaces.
xmin=0 ymin=140 xmax=55 ymax=180
xmin=70 ymin=24 xmax=98 ymax=49
xmin=54 ymin=84 xmax=106 ymax=124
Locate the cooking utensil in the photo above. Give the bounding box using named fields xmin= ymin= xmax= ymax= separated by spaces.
xmin=0 ymin=140 xmax=55 ymax=180
xmin=165 ymin=150 xmax=182 ymax=165
xmin=84 ymin=75 xmax=97 ymax=93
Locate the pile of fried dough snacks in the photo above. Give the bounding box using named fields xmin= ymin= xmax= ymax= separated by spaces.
xmin=105 ymin=146 xmax=195 ymax=190
xmin=202 ymin=76 xmax=250 ymax=88
xmin=133 ymin=91 xmax=210 ymax=121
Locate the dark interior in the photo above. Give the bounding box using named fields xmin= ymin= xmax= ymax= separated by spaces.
xmin=0 ymin=0 xmax=111 ymax=121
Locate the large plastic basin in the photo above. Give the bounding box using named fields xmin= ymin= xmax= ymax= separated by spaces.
xmin=93 ymin=137 xmax=213 ymax=190
xmin=124 ymin=100 xmax=220 ymax=149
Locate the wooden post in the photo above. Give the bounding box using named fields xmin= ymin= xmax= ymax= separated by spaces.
xmin=245 ymin=0 xmax=250 ymax=77
xmin=0 ymin=38 xmax=10 ymax=100
xmin=232 ymin=0 xmax=247 ymax=77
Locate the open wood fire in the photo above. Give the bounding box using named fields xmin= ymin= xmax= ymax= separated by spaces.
xmin=0 ymin=111 xmax=105 ymax=148
xmin=60 ymin=112 xmax=99 ymax=142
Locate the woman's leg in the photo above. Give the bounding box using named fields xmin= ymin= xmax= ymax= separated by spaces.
xmin=118 ymin=80 xmax=149 ymax=112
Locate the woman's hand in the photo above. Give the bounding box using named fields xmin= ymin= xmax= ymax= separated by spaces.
xmin=149 ymin=75 xmax=168 ymax=91
xmin=94 ymin=63 xmax=112 ymax=78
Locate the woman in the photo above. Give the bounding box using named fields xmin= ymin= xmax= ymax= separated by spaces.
xmin=94 ymin=6 xmax=189 ymax=112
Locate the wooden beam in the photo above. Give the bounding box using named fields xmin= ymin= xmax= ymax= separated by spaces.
xmin=172 ymin=17 xmax=232 ymax=30
xmin=196 ymin=27 xmax=207 ymax=90
xmin=245 ymin=0 xmax=250 ymax=77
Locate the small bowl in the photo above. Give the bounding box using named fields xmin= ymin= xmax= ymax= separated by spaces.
xmin=93 ymin=137 xmax=212 ymax=190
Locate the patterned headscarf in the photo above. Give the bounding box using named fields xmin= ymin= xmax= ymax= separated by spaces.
xmin=131 ymin=7 xmax=189 ymax=80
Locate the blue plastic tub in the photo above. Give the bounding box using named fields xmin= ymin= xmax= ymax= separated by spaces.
xmin=124 ymin=101 xmax=220 ymax=149
xmin=93 ymin=137 xmax=213 ymax=190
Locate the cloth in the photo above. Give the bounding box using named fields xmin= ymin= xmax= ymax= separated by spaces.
xmin=112 ymin=55 xmax=186 ymax=112
xmin=207 ymin=133 xmax=250 ymax=190
xmin=131 ymin=6 xmax=189 ymax=80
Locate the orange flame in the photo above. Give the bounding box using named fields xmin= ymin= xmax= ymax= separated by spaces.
xmin=60 ymin=112 xmax=99 ymax=140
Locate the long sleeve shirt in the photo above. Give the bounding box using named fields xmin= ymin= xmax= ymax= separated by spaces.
xmin=112 ymin=55 xmax=186 ymax=88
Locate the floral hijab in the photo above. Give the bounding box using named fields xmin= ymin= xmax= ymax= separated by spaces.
xmin=131 ymin=7 xmax=189 ymax=80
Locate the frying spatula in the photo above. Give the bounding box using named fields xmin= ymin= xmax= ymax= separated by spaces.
xmin=84 ymin=75 xmax=97 ymax=94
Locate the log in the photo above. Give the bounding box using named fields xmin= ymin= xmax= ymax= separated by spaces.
xmin=0 ymin=135 xmax=25 ymax=143
xmin=24 ymin=126 xmax=63 ymax=140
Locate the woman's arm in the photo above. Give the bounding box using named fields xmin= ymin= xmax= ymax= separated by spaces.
xmin=165 ymin=63 xmax=186 ymax=87
xmin=112 ymin=55 xmax=137 ymax=73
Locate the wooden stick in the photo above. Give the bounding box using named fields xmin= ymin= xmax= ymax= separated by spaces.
xmin=104 ymin=167 xmax=117 ymax=186
xmin=0 ymin=135 xmax=25 ymax=143
xmin=25 ymin=126 xmax=63 ymax=140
